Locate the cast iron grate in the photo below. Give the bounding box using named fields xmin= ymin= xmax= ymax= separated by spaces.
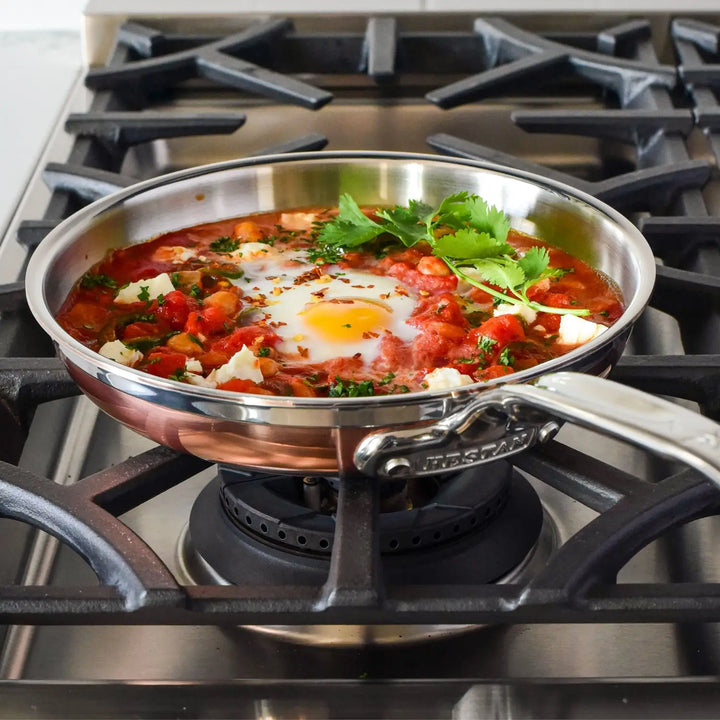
xmin=1 ymin=15 xmax=720 ymax=625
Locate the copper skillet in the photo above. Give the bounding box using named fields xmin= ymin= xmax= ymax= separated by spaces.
xmin=25 ymin=152 xmax=720 ymax=485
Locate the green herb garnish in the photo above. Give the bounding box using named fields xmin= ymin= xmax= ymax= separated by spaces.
xmin=256 ymin=347 xmax=270 ymax=357
xmin=189 ymin=284 xmax=203 ymax=299
xmin=328 ymin=377 xmax=375 ymax=398
xmin=477 ymin=336 xmax=497 ymax=353
xmin=306 ymin=243 xmax=345 ymax=264
xmin=169 ymin=368 xmax=188 ymax=381
xmin=378 ymin=372 xmax=396 ymax=386
xmin=137 ymin=285 xmax=151 ymax=303
xmin=80 ymin=272 xmax=117 ymax=290
xmin=316 ymin=192 xmax=589 ymax=317
xmin=209 ymin=236 xmax=240 ymax=253
xmin=499 ymin=347 xmax=515 ymax=367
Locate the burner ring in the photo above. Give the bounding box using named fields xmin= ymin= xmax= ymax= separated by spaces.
xmin=219 ymin=463 xmax=511 ymax=555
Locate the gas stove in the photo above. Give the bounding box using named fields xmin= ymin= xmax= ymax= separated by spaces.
xmin=2 ymin=10 xmax=720 ymax=718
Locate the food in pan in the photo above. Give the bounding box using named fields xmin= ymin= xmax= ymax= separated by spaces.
xmin=56 ymin=192 xmax=623 ymax=397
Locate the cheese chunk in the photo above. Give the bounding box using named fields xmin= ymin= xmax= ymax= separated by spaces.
xmin=98 ymin=340 xmax=143 ymax=367
xmin=493 ymin=302 xmax=537 ymax=325
xmin=279 ymin=212 xmax=317 ymax=231
xmin=424 ymin=367 xmax=475 ymax=390
xmin=210 ymin=345 xmax=263 ymax=385
xmin=114 ymin=273 xmax=175 ymax=304
xmin=558 ymin=314 xmax=607 ymax=345
xmin=185 ymin=358 xmax=203 ymax=374
xmin=186 ymin=373 xmax=217 ymax=388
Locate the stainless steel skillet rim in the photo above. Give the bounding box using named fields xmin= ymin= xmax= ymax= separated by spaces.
xmin=26 ymin=150 xmax=655 ymax=413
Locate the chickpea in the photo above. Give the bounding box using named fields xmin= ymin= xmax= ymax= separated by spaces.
xmin=233 ymin=221 xmax=263 ymax=242
xmin=258 ymin=357 xmax=279 ymax=378
xmin=288 ymin=377 xmax=316 ymax=397
xmin=417 ymin=256 xmax=452 ymax=276
xmin=203 ymin=290 xmax=240 ymax=315
xmin=166 ymin=332 xmax=203 ymax=357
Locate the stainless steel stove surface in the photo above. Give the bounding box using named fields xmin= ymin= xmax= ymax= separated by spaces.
xmin=2 ymin=10 xmax=720 ymax=718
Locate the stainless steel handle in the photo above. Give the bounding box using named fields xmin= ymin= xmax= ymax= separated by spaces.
xmin=354 ymin=372 xmax=720 ymax=486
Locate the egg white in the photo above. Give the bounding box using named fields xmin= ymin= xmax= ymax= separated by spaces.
xmin=231 ymin=246 xmax=418 ymax=364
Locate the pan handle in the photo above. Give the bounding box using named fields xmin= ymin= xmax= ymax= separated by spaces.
xmin=354 ymin=371 xmax=720 ymax=487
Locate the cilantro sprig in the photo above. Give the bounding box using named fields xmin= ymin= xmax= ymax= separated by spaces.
xmin=315 ymin=192 xmax=588 ymax=317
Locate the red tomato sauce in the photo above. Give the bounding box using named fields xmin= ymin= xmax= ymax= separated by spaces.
xmin=56 ymin=207 xmax=624 ymax=397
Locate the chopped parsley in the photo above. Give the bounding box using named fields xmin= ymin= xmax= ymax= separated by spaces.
xmin=499 ymin=347 xmax=515 ymax=367
xmin=306 ymin=243 xmax=344 ymax=264
xmin=169 ymin=368 xmax=187 ymax=381
xmin=187 ymin=333 xmax=203 ymax=347
xmin=137 ymin=285 xmax=151 ymax=303
xmin=171 ymin=272 xmax=181 ymax=287
xmin=156 ymin=293 xmax=166 ymax=306
xmin=189 ymin=284 xmax=203 ymax=299
xmin=80 ymin=272 xmax=117 ymax=290
xmin=256 ymin=347 xmax=271 ymax=357
xmin=477 ymin=336 xmax=497 ymax=353
xmin=209 ymin=236 xmax=240 ymax=253
xmin=378 ymin=372 xmax=396 ymax=386
xmin=316 ymin=192 xmax=589 ymax=317
xmin=328 ymin=377 xmax=375 ymax=398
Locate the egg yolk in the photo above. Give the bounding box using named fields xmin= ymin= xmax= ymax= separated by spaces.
xmin=301 ymin=299 xmax=391 ymax=342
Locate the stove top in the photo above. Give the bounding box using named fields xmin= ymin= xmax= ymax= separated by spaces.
xmin=2 ymin=10 xmax=720 ymax=718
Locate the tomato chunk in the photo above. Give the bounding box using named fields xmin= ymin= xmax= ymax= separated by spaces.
xmin=470 ymin=314 xmax=526 ymax=349
xmin=122 ymin=321 xmax=162 ymax=340
xmin=386 ymin=262 xmax=458 ymax=294
xmin=185 ymin=305 xmax=230 ymax=337
xmin=216 ymin=378 xmax=273 ymax=395
xmin=211 ymin=326 xmax=280 ymax=355
xmin=145 ymin=352 xmax=187 ymax=378
xmin=156 ymin=290 xmax=197 ymax=330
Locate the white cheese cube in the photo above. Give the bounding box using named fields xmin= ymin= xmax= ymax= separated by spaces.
xmin=185 ymin=358 xmax=203 ymax=374
xmin=558 ymin=314 xmax=607 ymax=345
xmin=114 ymin=272 xmax=175 ymax=304
xmin=424 ymin=367 xmax=475 ymax=390
xmin=210 ymin=345 xmax=263 ymax=385
xmin=279 ymin=212 xmax=317 ymax=231
xmin=98 ymin=340 xmax=143 ymax=367
xmin=493 ymin=302 xmax=537 ymax=325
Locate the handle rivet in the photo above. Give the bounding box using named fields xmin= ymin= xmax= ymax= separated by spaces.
xmin=539 ymin=421 xmax=561 ymax=443
xmin=383 ymin=457 xmax=412 ymax=477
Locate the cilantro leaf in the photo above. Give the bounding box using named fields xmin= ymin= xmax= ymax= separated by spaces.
xmin=517 ymin=246 xmax=550 ymax=284
xmin=434 ymin=191 xmax=471 ymax=229
xmin=376 ymin=202 xmax=432 ymax=246
xmin=433 ymin=227 xmax=512 ymax=259
xmin=462 ymin=257 xmax=526 ymax=290
xmin=465 ymin=196 xmax=511 ymax=242
xmin=317 ymin=194 xmax=385 ymax=248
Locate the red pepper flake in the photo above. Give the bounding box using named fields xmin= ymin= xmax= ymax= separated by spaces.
xmin=294 ymin=267 xmax=323 ymax=285
xmin=311 ymin=288 xmax=328 ymax=298
xmin=353 ymin=352 xmax=362 ymax=359
xmin=362 ymin=331 xmax=380 ymax=339
xmin=394 ymin=287 xmax=409 ymax=297
xmin=351 ymin=285 xmax=365 ymax=288
xmin=268 ymin=320 xmax=287 ymax=328
xmin=339 ymin=278 xmax=351 ymax=284
xmin=379 ymin=293 xmax=390 ymax=300
xmin=297 ymin=346 xmax=309 ymax=358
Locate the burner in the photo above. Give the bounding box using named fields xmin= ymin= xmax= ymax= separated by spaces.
xmin=186 ymin=462 xmax=544 ymax=588
xmin=218 ymin=463 xmax=513 ymax=556
xmin=180 ymin=462 xmax=553 ymax=645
